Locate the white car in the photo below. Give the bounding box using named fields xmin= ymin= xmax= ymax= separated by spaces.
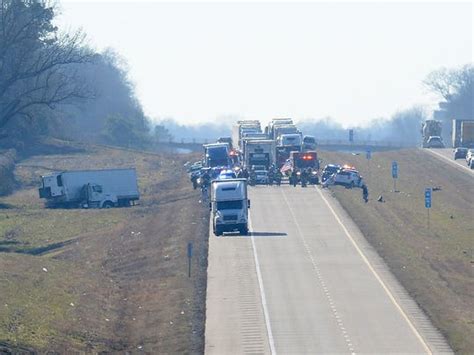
xmin=334 ymin=168 xmax=364 ymax=188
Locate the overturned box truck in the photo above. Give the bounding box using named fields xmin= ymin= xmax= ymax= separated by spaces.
xmin=39 ymin=168 xmax=140 ymax=208
xmin=210 ymin=179 xmax=250 ymax=236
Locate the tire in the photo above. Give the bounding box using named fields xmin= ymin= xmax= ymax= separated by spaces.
xmin=214 ymin=225 xmax=223 ymax=236
xmin=350 ymin=181 xmax=355 ymax=188
xmin=240 ymin=227 xmax=249 ymax=236
xmin=102 ymin=201 xmax=114 ymax=209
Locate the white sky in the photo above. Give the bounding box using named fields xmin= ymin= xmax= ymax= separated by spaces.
xmin=57 ymin=1 xmax=473 ymax=126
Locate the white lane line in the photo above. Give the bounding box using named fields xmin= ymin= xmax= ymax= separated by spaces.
xmin=423 ymin=148 xmax=474 ymax=176
xmin=281 ymin=188 xmax=356 ymax=354
xmin=315 ymin=187 xmax=433 ymax=355
xmin=248 ymin=215 xmax=277 ymax=355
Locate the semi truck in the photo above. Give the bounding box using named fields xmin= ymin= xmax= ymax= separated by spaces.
xmin=302 ymin=135 xmax=317 ymax=151
xmin=275 ymin=133 xmax=302 ymax=167
xmin=452 ymin=119 xmax=474 ymax=148
xmin=231 ymin=120 xmax=261 ymax=151
xmin=38 ymin=168 xmax=140 ymax=208
xmin=210 ymin=179 xmax=250 ymax=236
xmin=266 ymin=118 xmax=293 ymax=138
xmin=273 ymin=124 xmax=299 ymax=141
xmin=203 ymin=143 xmax=230 ymax=167
xmin=243 ymin=139 xmax=275 ymax=169
xmin=421 ymin=120 xmax=443 ymax=147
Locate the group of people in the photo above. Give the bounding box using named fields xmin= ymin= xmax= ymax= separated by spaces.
xmin=190 ymin=162 xmax=370 ymax=203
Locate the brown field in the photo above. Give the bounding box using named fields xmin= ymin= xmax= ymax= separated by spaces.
xmin=319 ymin=148 xmax=474 ymax=354
xmin=0 ymin=142 xmax=208 ymax=353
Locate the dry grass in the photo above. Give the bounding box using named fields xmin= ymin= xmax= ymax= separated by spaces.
xmin=319 ymin=148 xmax=474 ymax=354
xmin=0 ymin=141 xmax=209 ymax=352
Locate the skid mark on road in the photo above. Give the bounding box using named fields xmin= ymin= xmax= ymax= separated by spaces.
xmin=280 ymin=188 xmax=356 ymax=355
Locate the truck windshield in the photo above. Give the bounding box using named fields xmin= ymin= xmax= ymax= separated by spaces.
xmin=217 ymin=200 xmax=243 ymax=210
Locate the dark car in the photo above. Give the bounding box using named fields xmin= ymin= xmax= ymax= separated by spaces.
xmin=321 ymin=164 xmax=341 ymax=182
xmin=454 ymin=147 xmax=468 ymax=160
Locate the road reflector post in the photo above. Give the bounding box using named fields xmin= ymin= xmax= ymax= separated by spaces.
xmin=391 ymin=161 xmax=398 ymax=192
xmin=187 ymin=242 xmax=193 ymax=278
xmin=425 ymin=188 xmax=432 ymax=230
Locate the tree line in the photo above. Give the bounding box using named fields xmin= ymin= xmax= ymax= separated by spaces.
xmin=0 ymin=0 xmax=171 ymax=150
xmin=1 ymin=1 xmax=471 ymax=149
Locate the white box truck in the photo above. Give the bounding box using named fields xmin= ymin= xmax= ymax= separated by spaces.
xmin=39 ymin=168 xmax=139 ymax=208
xmin=243 ymin=139 xmax=275 ymax=169
xmin=210 ymin=179 xmax=250 ymax=236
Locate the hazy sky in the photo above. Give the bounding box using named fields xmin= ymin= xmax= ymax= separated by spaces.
xmin=57 ymin=1 xmax=473 ymax=126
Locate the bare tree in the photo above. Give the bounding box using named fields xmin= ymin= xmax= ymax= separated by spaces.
xmin=423 ymin=64 xmax=474 ymax=120
xmin=0 ymin=0 xmax=93 ymax=130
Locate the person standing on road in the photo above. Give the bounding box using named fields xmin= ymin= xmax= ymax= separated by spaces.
xmin=362 ymin=184 xmax=369 ymax=203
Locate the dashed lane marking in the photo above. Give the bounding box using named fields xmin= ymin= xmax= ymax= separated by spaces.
xmin=315 ymin=187 xmax=433 ymax=355
xmin=280 ymin=188 xmax=356 ymax=354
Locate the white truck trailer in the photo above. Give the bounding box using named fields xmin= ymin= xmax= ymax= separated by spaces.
xmin=231 ymin=120 xmax=261 ymax=151
xmin=273 ymin=124 xmax=299 ymax=140
xmin=210 ymin=179 xmax=250 ymax=236
xmin=39 ymin=168 xmax=140 ymax=208
xmin=243 ymin=139 xmax=275 ymax=169
xmin=452 ymin=119 xmax=474 ymax=148
xmin=267 ymin=118 xmax=293 ymax=138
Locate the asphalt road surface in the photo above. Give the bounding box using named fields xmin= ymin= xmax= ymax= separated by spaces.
xmin=424 ymin=148 xmax=474 ymax=176
xmin=205 ymin=185 xmax=451 ymax=354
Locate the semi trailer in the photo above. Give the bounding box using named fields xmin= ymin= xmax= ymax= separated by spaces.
xmin=39 ymin=168 xmax=140 ymax=208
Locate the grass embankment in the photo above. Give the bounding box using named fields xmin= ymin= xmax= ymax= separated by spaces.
xmin=319 ymin=149 xmax=473 ymax=354
xmin=0 ymin=141 xmax=209 ymax=352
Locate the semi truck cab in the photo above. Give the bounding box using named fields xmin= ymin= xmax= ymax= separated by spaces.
xmin=211 ymin=179 xmax=250 ymax=236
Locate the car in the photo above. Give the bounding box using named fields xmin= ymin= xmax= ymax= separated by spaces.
xmin=454 ymin=147 xmax=468 ymax=160
xmin=254 ymin=170 xmax=269 ymax=184
xmin=321 ymin=164 xmax=342 ymax=183
xmin=334 ymin=168 xmax=364 ymax=188
xmin=218 ymin=170 xmax=237 ymax=180
xmin=466 ymin=149 xmax=474 ymax=166
xmin=426 ymin=136 xmax=445 ymax=148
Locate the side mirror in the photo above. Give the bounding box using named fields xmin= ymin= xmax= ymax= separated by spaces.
xmin=247 ymin=199 xmax=251 ymax=209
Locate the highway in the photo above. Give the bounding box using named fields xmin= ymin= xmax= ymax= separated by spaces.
xmin=205 ymin=185 xmax=451 ymax=354
xmin=424 ymin=148 xmax=474 ymax=176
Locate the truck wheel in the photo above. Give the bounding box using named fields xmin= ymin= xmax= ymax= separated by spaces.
xmin=240 ymin=226 xmax=249 ymax=235
xmin=214 ymin=225 xmax=222 ymax=236
xmin=102 ymin=201 xmax=114 ymax=209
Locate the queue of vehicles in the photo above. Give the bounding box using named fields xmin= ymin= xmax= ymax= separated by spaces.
xmin=189 ymin=119 xmax=368 ymax=236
